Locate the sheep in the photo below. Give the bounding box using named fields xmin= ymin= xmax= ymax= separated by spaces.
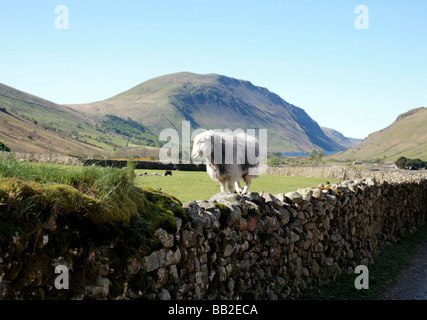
xmin=192 ymin=130 xmax=259 ymax=194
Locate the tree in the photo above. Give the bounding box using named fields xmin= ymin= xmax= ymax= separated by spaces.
xmin=395 ymin=157 xmax=407 ymax=169
xmin=308 ymin=149 xmax=324 ymax=162
xmin=396 ymin=156 xmax=426 ymax=170
xmin=268 ymin=156 xmax=281 ymax=166
xmin=0 ymin=141 xmax=10 ymax=152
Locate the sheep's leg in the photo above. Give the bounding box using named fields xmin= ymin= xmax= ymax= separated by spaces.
xmin=220 ymin=181 xmax=227 ymax=193
xmin=227 ymin=181 xmax=235 ymax=194
xmin=241 ymin=176 xmax=252 ymax=195
xmin=235 ymin=180 xmax=243 ymax=194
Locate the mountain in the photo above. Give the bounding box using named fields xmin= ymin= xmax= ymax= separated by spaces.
xmin=0 ymin=83 xmax=158 ymax=158
xmin=330 ymin=107 xmax=427 ymax=161
xmin=70 ymin=72 xmax=345 ymax=153
xmin=321 ymin=127 xmax=362 ymax=149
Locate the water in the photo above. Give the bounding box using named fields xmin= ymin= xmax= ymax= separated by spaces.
xmin=279 ymin=151 xmax=340 ymax=157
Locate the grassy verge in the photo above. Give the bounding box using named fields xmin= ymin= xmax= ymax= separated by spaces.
xmin=0 ymin=156 xmax=135 ymax=202
xmin=0 ymin=157 xmax=188 ymax=250
xmin=0 ymin=158 xmax=191 ymax=298
xmin=301 ymin=222 xmax=427 ymax=300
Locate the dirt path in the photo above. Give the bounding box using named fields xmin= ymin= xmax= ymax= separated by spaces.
xmin=380 ymin=236 xmax=427 ymax=300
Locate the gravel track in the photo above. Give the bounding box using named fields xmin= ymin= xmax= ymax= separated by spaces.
xmin=380 ymin=236 xmax=427 ymax=300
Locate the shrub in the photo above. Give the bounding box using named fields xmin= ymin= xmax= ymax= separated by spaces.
xmin=0 ymin=141 xmax=10 ymax=152
xmin=396 ymin=156 xmax=427 ymax=170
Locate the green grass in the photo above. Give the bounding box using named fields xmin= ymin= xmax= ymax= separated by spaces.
xmin=134 ymin=169 xmax=339 ymax=202
xmin=0 ymin=158 xmax=187 ymax=227
xmin=301 ymin=222 xmax=427 ymax=300
xmin=0 ymin=157 xmax=133 ymax=201
xmin=0 ymin=159 xmax=191 ymax=298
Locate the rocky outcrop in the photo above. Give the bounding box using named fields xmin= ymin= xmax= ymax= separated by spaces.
xmin=1 ymin=177 xmax=426 ymax=300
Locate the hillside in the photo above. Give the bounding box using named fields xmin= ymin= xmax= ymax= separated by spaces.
xmin=0 ymin=83 xmax=160 ymax=158
xmin=321 ymin=127 xmax=362 ymax=149
xmin=70 ymin=72 xmax=346 ymax=153
xmin=0 ymin=73 xmax=362 ymax=157
xmin=330 ymin=107 xmax=427 ymax=161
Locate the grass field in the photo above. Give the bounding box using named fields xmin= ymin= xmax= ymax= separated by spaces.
xmin=0 ymin=158 xmax=339 ymax=204
xmin=134 ymin=169 xmax=339 ymax=202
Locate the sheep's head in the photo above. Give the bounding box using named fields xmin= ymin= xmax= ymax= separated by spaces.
xmin=192 ymin=130 xmax=214 ymax=159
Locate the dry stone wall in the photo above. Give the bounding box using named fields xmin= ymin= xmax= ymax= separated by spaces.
xmin=0 ymin=151 xmax=83 ymax=166
xmin=137 ymin=178 xmax=426 ymax=300
xmin=0 ymin=151 xmax=207 ymax=171
xmin=266 ymin=165 xmax=427 ymax=182
xmin=82 ymin=159 xmax=206 ymax=171
xmin=1 ymin=176 xmax=426 ymax=300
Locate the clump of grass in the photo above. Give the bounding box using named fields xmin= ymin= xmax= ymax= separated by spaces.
xmin=0 ymin=157 xmax=134 ymax=202
xmin=0 ymin=157 xmax=188 ymax=240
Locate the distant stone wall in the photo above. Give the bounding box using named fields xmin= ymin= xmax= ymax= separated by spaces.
xmin=0 ymin=152 xmax=206 ymax=171
xmin=266 ymin=165 xmax=427 ymax=182
xmin=82 ymin=159 xmax=206 ymax=171
xmin=0 ymin=151 xmax=83 ymax=166
xmin=1 ymin=176 xmax=426 ymax=300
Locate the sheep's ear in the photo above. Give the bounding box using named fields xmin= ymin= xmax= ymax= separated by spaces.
xmin=202 ymin=130 xmax=212 ymax=141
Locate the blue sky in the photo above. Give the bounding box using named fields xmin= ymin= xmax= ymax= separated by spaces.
xmin=0 ymin=0 xmax=426 ymax=139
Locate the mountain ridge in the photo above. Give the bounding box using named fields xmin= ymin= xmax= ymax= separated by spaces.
xmin=69 ymin=72 xmax=347 ymax=153
xmin=0 ymin=83 xmax=158 ymax=157
xmin=1 ymin=72 xmax=363 ymax=157
xmin=330 ymin=107 xmax=427 ymax=161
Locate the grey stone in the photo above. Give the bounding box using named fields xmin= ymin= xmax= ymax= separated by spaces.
xmin=245 ymin=192 xmax=262 ymax=204
xmin=164 ymin=248 xmax=181 ymax=266
xmin=312 ymin=259 xmax=320 ymax=276
xmin=155 ymin=228 xmax=174 ymax=248
xmin=276 ymin=207 xmax=290 ymax=226
xmin=260 ymin=191 xmax=283 ymax=209
xmin=143 ymin=250 xmax=165 ymax=272
xmin=296 ymin=199 xmax=310 ymax=211
xmin=196 ymin=200 xmax=217 ymax=212
xmin=85 ymin=277 xmax=110 ymax=299
xmin=312 ymin=188 xmax=324 ymax=200
xmin=169 ymin=265 xmax=179 ymax=283
xmin=297 ymin=188 xmax=314 ymax=201
xmin=223 ymin=243 xmax=234 ymax=258
xmin=180 ymin=229 xmax=198 ymax=248
xmin=175 ymin=217 xmax=182 ymax=233
xmin=285 ymin=191 xmax=303 ymax=203
xmin=159 ymin=288 xmax=171 ymax=300
xmin=153 ymin=268 xmax=169 ymax=289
